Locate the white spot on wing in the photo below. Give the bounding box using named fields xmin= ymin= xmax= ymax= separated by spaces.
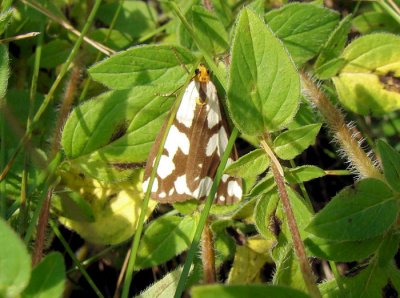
xmin=169 ymin=188 xmax=174 ymax=196
xmin=219 ymin=196 xmax=226 ymax=202
xmin=142 ymin=178 xmax=159 ymax=193
xmin=164 ymin=125 xmax=190 ymax=156
xmin=206 ymin=127 xmax=228 ymax=156
xmin=228 ymin=180 xmax=242 ymax=199
xmin=176 ymin=81 xmax=198 ymax=128
xmin=157 ymin=155 xmax=175 ymax=179
xmin=159 ymin=192 xmax=166 ymax=198
xmin=206 ymin=81 xmax=221 ymax=129
xmin=175 ymin=175 xmax=191 ymax=195
xmin=221 ymin=174 xmax=229 ymax=183
xmin=195 ymin=176 xmax=213 ymax=198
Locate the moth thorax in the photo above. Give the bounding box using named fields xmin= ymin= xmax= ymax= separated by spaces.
xmin=195 ymin=64 xmax=210 ymax=83
xmin=196 ymin=82 xmax=208 ymax=106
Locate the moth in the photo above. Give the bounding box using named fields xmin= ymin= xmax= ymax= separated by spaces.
xmin=142 ymin=65 xmax=242 ymax=204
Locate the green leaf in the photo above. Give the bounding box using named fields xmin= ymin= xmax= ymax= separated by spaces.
xmin=28 ymin=40 xmax=71 ymax=69
xmin=0 ymin=8 xmax=14 ymax=35
xmin=285 ymin=165 xmax=326 ymax=184
xmin=136 ymin=266 xmax=189 ymax=298
xmin=136 ymin=215 xmax=197 ymax=269
xmin=278 ymin=188 xmax=313 ymax=241
xmin=287 ymin=102 xmax=318 ymax=130
xmin=210 ymin=0 xmax=232 ymax=27
xmin=0 ymin=44 xmax=9 ymax=99
xmin=332 ymin=33 xmax=400 ymax=115
xmin=306 ymin=178 xmax=397 ymax=241
xmin=22 ymin=253 xmax=65 ymax=298
xmin=353 ymin=12 xmax=400 ymax=34
xmin=305 ymin=235 xmax=382 ymax=262
xmin=320 ymin=264 xmax=389 ymax=298
xmin=61 ymin=89 xmax=174 ymax=181
xmin=211 ymin=219 xmax=236 ymax=261
xmin=254 ymin=192 xmax=280 ymax=240
xmin=228 ymin=8 xmax=300 ymax=136
xmin=88 ymin=45 xmax=196 ymax=91
xmin=191 ymin=285 xmax=310 ymax=298
xmin=89 ymin=29 xmax=133 ymax=50
xmin=377 ymin=139 xmax=400 ymax=192
xmin=274 ymin=124 xmax=322 ymax=160
xmin=97 ymin=1 xmax=157 ymax=39
xmin=265 ymin=3 xmax=340 ymax=66
xmin=52 ymin=191 xmax=95 ymax=222
xmin=315 ymin=15 xmax=352 ymax=78
xmin=224 ymin=149 xmax=269 ymax=179
xmin=0 ymin=219 xmax=31 ymax=298
xmin=314 ymin=58 xmax=346 ymax=80
xmin=192 ymin=5 xmax=229 ymax=56
xmin=248 ymin=173 xmax=275 ymax=197
xmin=376 ymin=230 xmax=400 ymax=267
xmin=273 ymin=244 xmax=307 ymax=293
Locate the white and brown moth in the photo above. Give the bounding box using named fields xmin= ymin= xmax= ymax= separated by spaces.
xmin=142 ymin=65 xmax=242 ymax=204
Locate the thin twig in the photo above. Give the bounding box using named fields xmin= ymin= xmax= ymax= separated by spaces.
xmin=260 ymin=138 xmax=321 ymax=298
xmin=0 ymin=32 xmax=40 ymax=43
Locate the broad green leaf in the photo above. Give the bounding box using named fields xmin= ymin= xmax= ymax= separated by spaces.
xmin=247 ymin=0 xmax=265 ymax=15
xmin=265 ymin=3 xmax=340 ymax=66
xmin=320 ymin=264 xmax=391 ymax=298
xmin=248 ymin=173 xmax=275 ymax=197
xmin=136 ymin=215 xmax=197 ymax=269
xmin=224 ymin=149 xmax=269 ymax=179
xmin=377 ymin=230 xmax=400 ymax=267
xmin=28 ymin=40 xmax=71 ymax=68
xmin=59 ymin=169 xmax=157 ymax=245
xmin=211 ymin=219 xmax=236 ymax=261
xmin=377 ymin=139 xmax=400 ymax=192
xmin=305 ymin=235 xmax=382 ymax=262
xmin=314 ymin=58 xmax=346 ymax=80
xmin=0 ymin=8 xmax=13 ymax=35
xmin=192 ymin=5 xmax=229 ymax=55
xmin=274 ymin=124 xmax=322 ymax=160
xmin=232 ymin=197 xmax=258 ymax=220
xmin=228 ymin=8 xmax=300 ymax=136
xmin=191 ymin=284 xmax=309 ymax=298
xmin=88 ymin=45 xmax=196 ymax=91
xmin=136 ymin=266 xmax=190 ymax=298
xmin=332 ymin=34 xmax=400 ymax=115
xmin=353 ymin=12 xmax=400 ymax=34
xmin=52 ymin=190 xmax=95 ymax=222
xmin=273 ymin=244 xmax=307 ymax=293
xmin=97 ymin=1 xmax=157 ymax=39
xmin=315 ymin=15 xmax=352 ymax=78
xmin=285 ymin=165 xmax=326 ymax=184
xmin=0 ymin=219 xmax=31 ymax=298
xmin=0 ymin=44 xmax=9 ymax=99
xmin=210 ymin=0 xmax=232 ymax=27
xmin=22 ymin=253 xmax=65 ymax=298
xmin=306 ymin=178 xmax=397 ymax=241
xmin=89 ymin=29 xmax=132 ymax=50
xmin=227 ymin=236 xmax=272 ymax=284
xmin=287 ymin=102 xmax=318 ymax=130
xmin=61 ymin=89 xmax=174 ymax=181
xmin=254 ymin=192 xmax=280 ymax=240
xmin=277 ymin=188 xmax=313 ymax=241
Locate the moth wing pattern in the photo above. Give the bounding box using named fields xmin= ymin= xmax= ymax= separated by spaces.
xmin=143 ymin=75 xmax=242 ymax=205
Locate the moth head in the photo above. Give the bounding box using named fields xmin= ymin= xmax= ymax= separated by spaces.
xmin=194 ymin=64 xmax=210 ymax=83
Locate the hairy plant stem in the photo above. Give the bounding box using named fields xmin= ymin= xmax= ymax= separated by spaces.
xmin=201 ymin=219 xmax=216 ymax=284
xmin=260 ymin=138 xmax=321 ymax=298
xmin=300 ymin=72 xmax=382 ymax=180
xmin=32 ymin=61 xmax=81 ymax=265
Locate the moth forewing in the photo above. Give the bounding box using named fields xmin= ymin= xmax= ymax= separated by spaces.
xmin=143 ymin=66 xmax=242 ymax=204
